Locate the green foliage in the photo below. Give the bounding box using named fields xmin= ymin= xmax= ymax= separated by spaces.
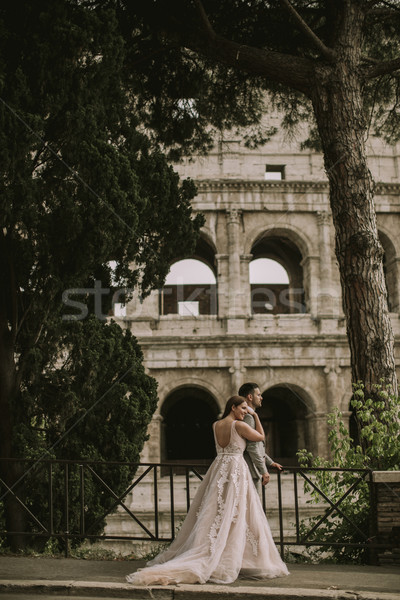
xmin=2 ymin=317 xmax=158 ymax=551
xmin=122 ymin=1 xmax=400 ymax=152
xmin=297 ymin=382 xmax=400 ymax=563
xmin=0 ymin=0 xmax=203 ymax=550
xmin=18 ymin=316 xmax=158 ymax=465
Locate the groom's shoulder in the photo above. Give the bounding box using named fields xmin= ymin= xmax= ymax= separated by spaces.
xmin=243 ymin=413 xmax=254 ymax=426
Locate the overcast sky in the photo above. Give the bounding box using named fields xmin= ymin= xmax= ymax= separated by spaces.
xmin=165 ymin=258 xmax=289 ymax=284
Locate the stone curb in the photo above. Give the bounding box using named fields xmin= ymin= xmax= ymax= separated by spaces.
xmin=0 ymin=581 xmax=400 ymax=600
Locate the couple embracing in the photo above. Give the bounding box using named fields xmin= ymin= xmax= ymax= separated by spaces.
xmin=127 ymin=382 xmax=289 ymax=586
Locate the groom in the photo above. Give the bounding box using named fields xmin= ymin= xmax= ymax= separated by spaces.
xmin=238 ymin=382 xmax=283 ymax=494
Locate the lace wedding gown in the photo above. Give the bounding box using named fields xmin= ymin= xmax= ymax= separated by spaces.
xmin=126 ymin=420 xmax=289 ymax=585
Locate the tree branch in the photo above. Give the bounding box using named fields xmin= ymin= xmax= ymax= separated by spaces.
xmin=164 ymin=13 xmax=315 ymax=96
xmin=278 ymin=0 xmax=335 ymax=61
xmin=193 ymin=0 xmax=216 ymax=40
xmin=365 ymin=56 xmax=400 ymax=78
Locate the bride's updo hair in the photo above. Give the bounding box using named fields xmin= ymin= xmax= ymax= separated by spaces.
xmin=220 ymin=395 xmax=246 ymax=419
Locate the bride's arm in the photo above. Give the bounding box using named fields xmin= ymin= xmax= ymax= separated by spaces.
xmin=236 ymin=417 xmax=265 ymax=442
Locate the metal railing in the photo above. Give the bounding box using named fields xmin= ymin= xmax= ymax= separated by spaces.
xmin=0 ymin=458 xmax=390 ymax=559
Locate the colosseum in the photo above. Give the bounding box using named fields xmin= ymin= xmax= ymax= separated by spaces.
xmin=115 ymin=116 xmax=400 ymax=471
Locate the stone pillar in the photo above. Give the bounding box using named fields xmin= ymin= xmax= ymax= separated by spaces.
xmin=227 ymin=208 xmax=244 ymax=318
xmin=295 ymin=419 xmax=306 ymax=450
xmin=226 ymin=209 xmax=246 ymax=333
xmin=240 ymin=253 xmax=253 ymax=316
xmin=215 ymin=254 xmax=229 ymax=319
xmin=306 ymin=412 xmax=329 ymax=458
xmin=324 ymin=364 xmax=342 ymax=413
xmin=316 ymin=211 xmax=334 ymax=317
xmin=140 ymin=414 xmax=163 ymax=463
xmin=372 ymin=471 xmax=400 ymax=565
xmin=229 ymin=363 xmax=247 ymax=396
xmin=301 ymin=255 xmax=320 ymax=316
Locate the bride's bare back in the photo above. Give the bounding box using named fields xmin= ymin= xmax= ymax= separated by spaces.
xmin=214 ymin=419 xmax=235 ymax=448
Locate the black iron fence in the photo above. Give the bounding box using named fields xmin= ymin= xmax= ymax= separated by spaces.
xmin=0 ymin=458 xmax=391 ymax=559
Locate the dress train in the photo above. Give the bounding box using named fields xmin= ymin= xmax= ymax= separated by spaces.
xmin=126 ymin=420 xmax=289 ymax=585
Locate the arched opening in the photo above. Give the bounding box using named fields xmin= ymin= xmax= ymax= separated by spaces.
xmin=160 ymin=237 xmax=217 ymax=316
xmin=259 ymin=386 xmax=310 ymax=465
xmin=161 ymin=387 xmax=219 ymax=471
xmin=379 ymin=231 xmax=399 ymax=312
xmin=250 ymin=258 xmax=290 ymax=314
xmin=250 ymin=235 xmax=306 ymax=314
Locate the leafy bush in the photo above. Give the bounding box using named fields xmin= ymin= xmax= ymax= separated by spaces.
xmin=297 ymin=382 xmax=400 ymax=563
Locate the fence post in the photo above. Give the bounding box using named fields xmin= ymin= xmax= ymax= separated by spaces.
xmin=372 ymin=471 xmax=400 ymax=566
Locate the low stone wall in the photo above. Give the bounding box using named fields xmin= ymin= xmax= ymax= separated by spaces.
xmin=373 ymin=471 xmax=400 ymax=566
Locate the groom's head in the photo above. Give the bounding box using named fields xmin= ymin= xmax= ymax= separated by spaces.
xmin=238 ymin=382 xmax=263 ymax=409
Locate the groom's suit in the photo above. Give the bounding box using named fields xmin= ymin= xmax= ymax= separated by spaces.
xmin=243 ymin=412 xmax=274 ymax=494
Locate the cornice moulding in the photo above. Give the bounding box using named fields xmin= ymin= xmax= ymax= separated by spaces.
xmin=194 ymin=179 xmax=400 ymax=196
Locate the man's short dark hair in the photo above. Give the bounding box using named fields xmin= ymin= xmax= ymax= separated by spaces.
xmin=238 ymin=382 xmax=259 ymax=398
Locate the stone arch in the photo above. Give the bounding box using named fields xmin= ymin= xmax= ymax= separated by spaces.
xmin=244 ymin=224 xmax=315 ymax=258
xmin=191 ymin=232 xmax=218 ymax=275
xmin=160 ymin=234 xmax=218 ymax=316
xmin=377 ymin=222 xmax=400 ymax=256
xmin=195 ymin=228 xmax=219 ymax=263
xmin=159 ymin=385 xmax=220 ymax=466
xmin=378 ymin=229 xmax=399 ymax=312
xmin=248 ymin=227 xmax=311 ymax=314
xmin=258 ymin=383 xmax=316 ymax=464
xmin=157 ymin=377 xmax=223 ymax=414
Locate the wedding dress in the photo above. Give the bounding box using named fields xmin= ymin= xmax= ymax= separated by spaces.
xmin=126 ymin=420 xmax=289 ymax=585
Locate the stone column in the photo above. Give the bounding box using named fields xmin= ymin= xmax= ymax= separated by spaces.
xmin=301 ymin=255 xmax=319 ymax=316
xmin=306 ymin=412 xmax=329 ymax=458
xmin=240 ymin=253 xmax=253 ymax=316
xmin=227 ymin=208 xmax=243 ymax=317
xmin=295 ymin=419 xmax=306 ymax=450
xmin=215 ymin=254 xmax=229 ymax=319
xmin=140 ymin=414 xmax=163 ymax=463
xmin=316 ymin=211 xmax=334 ymax=317
xmin=229 ymin=363 xmax=247 ymax=396
xmin=324 ymin=364 xmax=342 ymax=413
xmin=226 ymin=209 xmax=246 ymax=333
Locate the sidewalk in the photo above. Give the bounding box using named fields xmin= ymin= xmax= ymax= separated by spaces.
xmin=0 ymin=556 xmax=399 ymax=599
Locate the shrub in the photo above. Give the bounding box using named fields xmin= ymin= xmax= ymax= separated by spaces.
xmin=297 ymin=382 xmax=400 ymax=563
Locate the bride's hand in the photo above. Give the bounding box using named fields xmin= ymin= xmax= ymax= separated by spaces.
xmin=246 ymin=404 xmax=255 ymax=415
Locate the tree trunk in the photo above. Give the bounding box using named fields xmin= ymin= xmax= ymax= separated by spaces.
xmin=311 ymin=3 xmax=397 ymax=399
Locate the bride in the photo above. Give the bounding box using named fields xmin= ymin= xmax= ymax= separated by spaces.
xmin=126 ymin=395 xmax=289 ymax=585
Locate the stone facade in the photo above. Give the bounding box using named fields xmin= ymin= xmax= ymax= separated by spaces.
xmin=115 ymin=123 xmax=400 ymax=468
